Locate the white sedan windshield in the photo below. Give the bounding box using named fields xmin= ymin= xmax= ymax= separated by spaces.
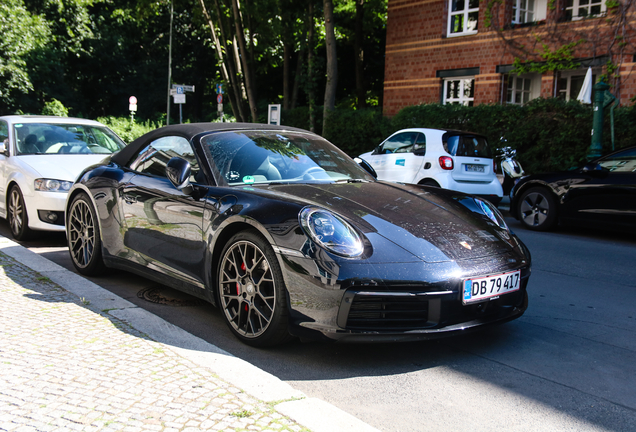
xmin=14 ymin=123 xmax=125 ymax=155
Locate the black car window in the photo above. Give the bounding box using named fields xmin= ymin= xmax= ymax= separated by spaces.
xmin=443 ymin=133 xmax=492 ymax=158
xmin=129 ymin=136 xmax=203 ymax=183
xmin=598 ymin=148 xmax=636 ymax=172
xmin=201 ymin=130 xmax=375 ymax=185
xmin=413 ymin=133 xmax=426 ymax=154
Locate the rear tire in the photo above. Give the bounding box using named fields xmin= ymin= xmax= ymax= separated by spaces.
xmin=67 ymin=193 xmax=106 ymax=275
xmin=8 ymin=185 xmax=33 ymax=241
xmin=217 ymin=230 xmax=293 ymax=347
xmin=517 ymin=187 xmax=557 ymax=231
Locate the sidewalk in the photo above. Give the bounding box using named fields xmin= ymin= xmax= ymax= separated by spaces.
xmin=0 ymin=235 xmax=380 ymax=432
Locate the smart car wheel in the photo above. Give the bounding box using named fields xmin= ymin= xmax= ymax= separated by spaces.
xmin=518 ymin=187 xmax=557 ymax=231
xmin=8 ymin=186 xmax=32 ymax=240
xmin=218 ymin=230 xmax=292 ymax=347
xmin=67 ymin=193 xmax=106 ymax=275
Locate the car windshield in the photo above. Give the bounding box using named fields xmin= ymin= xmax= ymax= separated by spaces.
xmin=13 ymin=123 xmax=126 ymax=155
xmin=443 ymin=133 xmax=492 ymax=158
xmin=201 ymin=130 xmax=376 ymax=186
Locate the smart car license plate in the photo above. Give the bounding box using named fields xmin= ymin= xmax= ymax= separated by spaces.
xmin=465 ymin=164 xmax=485 ymax=173
xmin=463 ymin=270 xmax=520 ymax=304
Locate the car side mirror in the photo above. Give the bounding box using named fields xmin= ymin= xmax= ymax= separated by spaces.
xmin=354 ymin=157 xmax=377 ymax=178
xmin=166 ymin=157 xmax=191 ymax=190
xmin=0 ymin=142 xmax=7 ymax=156
xmin=581 ymin=162 xmax=601 ymax=172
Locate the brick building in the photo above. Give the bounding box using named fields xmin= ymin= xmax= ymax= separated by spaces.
xmin=383 ymin=0 xmax=636 ymax=116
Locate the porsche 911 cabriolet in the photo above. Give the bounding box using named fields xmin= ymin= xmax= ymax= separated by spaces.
xmin=65 ymin=123 xmax=531 ymax=346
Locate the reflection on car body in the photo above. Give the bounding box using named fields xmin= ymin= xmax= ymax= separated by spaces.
xmin=65 ymin=123 xmax=531 ymax=346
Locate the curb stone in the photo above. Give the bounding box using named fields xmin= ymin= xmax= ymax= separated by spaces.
xmin=0 ymin=235 xmax=380 ymax=432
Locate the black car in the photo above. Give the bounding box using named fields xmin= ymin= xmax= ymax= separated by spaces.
xmin=511 ymin=145 xmax=636 ymax=231
xmin=65 ymin=123 xmax=531 ymax=346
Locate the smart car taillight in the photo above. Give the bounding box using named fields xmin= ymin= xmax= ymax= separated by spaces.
xmin=439 ymin=156 xmax=454 ymax=170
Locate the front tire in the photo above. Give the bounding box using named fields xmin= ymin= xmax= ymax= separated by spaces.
xmin=517 ymin=187 xmax=558 ymax=231
xmin=217 ymin=230 xmax=292 ymax=347
xmin=8 ymin=185 xmax=33 ymax=240
xmin=67 ymin=193 xmax=106 ymax=275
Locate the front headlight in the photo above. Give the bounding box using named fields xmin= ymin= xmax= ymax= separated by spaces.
xmin=476 ymin=198 xmax=509 ymax=231
xmin=34 ymin=179 xmax=73 ymax=192
xmin=299 ymin=206 xmax=364 ymax=257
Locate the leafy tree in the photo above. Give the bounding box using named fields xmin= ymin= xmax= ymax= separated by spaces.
xmin=0 ymin=0 xmax=50 ymax=112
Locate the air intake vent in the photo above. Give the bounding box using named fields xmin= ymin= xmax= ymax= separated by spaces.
xmin=346 ymin=294 xmax=429 ymax=330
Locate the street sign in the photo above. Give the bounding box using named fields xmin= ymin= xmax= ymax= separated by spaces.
xmin=129 ymin=96 xmax=137 ymax=112
xmin=174 ymin=94 xmax=186 ymax=104
xmin=217 ymin=94 xmax=223 ymax=104
xmin=218 ymin=103 xmax=223 ymax=112
xmin=215 ymin=84 xmax=224 ymax=94
xmin=172 ymin=84 xmax=194 ymax=92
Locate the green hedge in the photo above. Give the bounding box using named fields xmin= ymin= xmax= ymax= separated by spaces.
xmin=282 ymin=98 xmax=633 ymax=175
xmin=97 ymin=116 xmax=161 ymax=144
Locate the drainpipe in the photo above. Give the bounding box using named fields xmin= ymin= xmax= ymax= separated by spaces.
xmin=588 ymin=81 xmax=610 ymax=161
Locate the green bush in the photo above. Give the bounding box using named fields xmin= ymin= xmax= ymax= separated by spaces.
xmin=41 ymin=99 xmax=69 ymax=117
xmin=97 ymin=116 xmax=162 ymax=144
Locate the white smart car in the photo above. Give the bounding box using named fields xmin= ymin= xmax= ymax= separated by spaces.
xmin=0 ymin=115 xmax=126 ymax=240
xmin=359 ymin=128 xmax=503 ymax=205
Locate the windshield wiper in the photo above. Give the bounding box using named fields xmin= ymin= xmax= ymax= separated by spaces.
xmin=334 ymin=178 xmax=368 ymax=183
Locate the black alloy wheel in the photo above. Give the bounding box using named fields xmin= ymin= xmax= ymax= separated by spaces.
xmin=518 ymin=187 xmax=557 ymax=231
xmin=8 ymin=185 xmax=32 ymax=240
xmin=218 ymin=230 xmax=292 ymax=347
xmin=67 ymin=193 xmax=106 ymax=275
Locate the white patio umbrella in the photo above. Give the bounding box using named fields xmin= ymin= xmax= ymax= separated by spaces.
xmin=576 ymin=67 xmax=593 ymax=104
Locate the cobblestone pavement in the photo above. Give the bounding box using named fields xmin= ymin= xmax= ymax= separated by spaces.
xmin=0 ymin=251 xmax=308 ymax=432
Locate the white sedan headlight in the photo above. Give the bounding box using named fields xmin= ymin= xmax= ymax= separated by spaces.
xmin=34 ymin=179 xmax=73 ymax=192
xmin=300 ymin=206 xmax=364 ymax=257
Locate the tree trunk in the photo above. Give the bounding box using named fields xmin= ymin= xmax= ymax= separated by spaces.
xmin=355 ymin=0 xmax=366 ymax=108
xmin=322 ymin=0 xmax=338 ymax=136
xmin=210 ymin=0 xmax=246 ymax=122
xmin=283 ymin=43 xmax=290 ymax=110
xmin=291 ymin=48 xmax=304 ymax=109
xmin=197 ymin=0 xmax=241 ymax=121
xmin=307 ymin=2 xmax=316 ymax=133
xmin=231 ymin=0 xmax=258 ymax=122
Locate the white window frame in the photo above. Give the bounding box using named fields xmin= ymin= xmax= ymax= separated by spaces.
xmin=506 ymin=73 xmax=540 ymax=105
xmin=443 ymin=77 xmax=475 ymax=106
xmin=557 ymin=68 xmax=600 ymax=101
xmin=565 ymin=0 xmax=606 ymax=21
xmin=447 ymin=0 xmax=479 ymax=37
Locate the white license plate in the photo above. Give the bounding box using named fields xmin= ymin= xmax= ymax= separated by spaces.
xmin=463 ymin=270 xmax=520 ymax=304
xmin=465 ymin=164 xmax=485 ymax=173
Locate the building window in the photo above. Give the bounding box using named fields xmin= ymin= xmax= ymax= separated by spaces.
xmin=565 ymin=0 xmax=606 ymax=20
xmin=506 ymin=74 xmax=540 ymax=105
xmin=444 ymin=78 xmax=474 ymax=106
xmin=557 ymin=69 xmax=598 ymax=101
xmin=448 ymin=0 xmax=479 ymax=36
xmin=512 ymin=0 xmax=534 ymax=23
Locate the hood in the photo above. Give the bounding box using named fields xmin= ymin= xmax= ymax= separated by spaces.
xmin=261 ymin=181 xmax=521 ymax=263
xmin=19 ymin=155 xmax=109 ymax=182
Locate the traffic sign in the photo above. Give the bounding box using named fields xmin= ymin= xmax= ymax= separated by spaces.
xmin=174 ymin=94 xmax=186 ymax=104
xmin=217 ymin=94 xmax=223 ymax=104
xmin=129 ymin=96 xmax=137 ymax=104
xmin=172 ymin=84 xmax=195 ymax=92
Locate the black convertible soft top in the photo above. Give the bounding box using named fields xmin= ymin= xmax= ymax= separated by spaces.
xmin=110 ymin=122 xmax=309 ymax=166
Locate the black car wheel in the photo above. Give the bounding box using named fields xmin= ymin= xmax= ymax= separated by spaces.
xmin=8 ymin=185 xmax=32 ymax=240
xmin=218 ymin=230 xmax=292 ymax=347
xmin=67 ymin=193 xmax=106 ymax=275
xmin=518 ymin=187 xmax=557 ymax=231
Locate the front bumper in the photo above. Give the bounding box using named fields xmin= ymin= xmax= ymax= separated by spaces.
xmin=24 ymin=191 xmax=68 ymax=232
xmin=278 ymin=252 xmax=530 ymax=343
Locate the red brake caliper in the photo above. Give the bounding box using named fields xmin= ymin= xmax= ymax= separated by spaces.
xmin=241 ymin=262 xmax=248 ymax=311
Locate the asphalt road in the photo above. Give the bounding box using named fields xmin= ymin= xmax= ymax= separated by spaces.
xmin=2 ymin=218 xmax=635 ymax=432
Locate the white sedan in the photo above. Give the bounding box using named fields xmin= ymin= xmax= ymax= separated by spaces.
xmin=0 ymin=115 xmax=126 ymax=240
xmin=359 ymin=128 xmax=503 ymax=205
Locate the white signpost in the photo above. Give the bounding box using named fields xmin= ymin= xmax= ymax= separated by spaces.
xmin=268 ymin=104 xmax=281 ymax=125
xmin=129 ymin=96 xmax=137 ymax=122
xmin=171 ymin=84 xmax=194 ymax=124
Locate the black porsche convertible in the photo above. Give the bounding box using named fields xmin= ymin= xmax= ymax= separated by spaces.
xmin=65 ymin=123 xmax=531 ymax=346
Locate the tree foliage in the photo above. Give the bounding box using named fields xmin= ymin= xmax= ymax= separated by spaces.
xmin=0 ymin=0 xmax=388 ymax=129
